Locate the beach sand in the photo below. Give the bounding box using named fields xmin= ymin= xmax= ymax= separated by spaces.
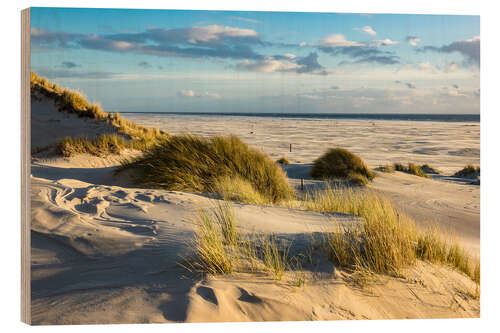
xmin=29 ymin=100 xmax=480 ymax=324
xmin=126 ymin=113 xmax=480 ymax=254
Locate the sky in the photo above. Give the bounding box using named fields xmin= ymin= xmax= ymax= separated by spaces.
xmin=30 ymin=7 xmax=480 ymax=114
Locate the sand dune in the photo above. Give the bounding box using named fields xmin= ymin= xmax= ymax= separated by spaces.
xmin=29 ymin=95 xmax=480 ymax=324
xmin=30 ymin=154 xmax=480 ymax=324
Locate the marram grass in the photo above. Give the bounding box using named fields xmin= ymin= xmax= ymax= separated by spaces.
xmin=117 ymin=135 xmax=294 ymax=204
xmin=393 ymin=162 xmax=429 ymax=178
xmin=186 ymin=201 xmax=289 ymax=279
xmin=311 ymin=148 xmax=375 ymax=185
xmin=306 ymin=184 xmax=479 ymax=283
xmin=453 ymin=165 xmax=480 ymax=178
xmin=31 ymin=72 xmax=168 ymax=155
xmin=185 ymin=191 xmax=479 ymax=289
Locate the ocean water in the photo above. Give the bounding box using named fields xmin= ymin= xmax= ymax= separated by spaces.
xmin=122 ymin=112 xmax=480 ymax=123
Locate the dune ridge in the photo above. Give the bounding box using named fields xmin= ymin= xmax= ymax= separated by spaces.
xmin=29 ymin=76 xmax=480 ymax=324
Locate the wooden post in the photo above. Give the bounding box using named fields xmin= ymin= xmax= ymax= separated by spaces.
xmin=301 ymin=178 xmax=304 ymax=191
xmin=290 ymin=143 xmax=292 ymax=152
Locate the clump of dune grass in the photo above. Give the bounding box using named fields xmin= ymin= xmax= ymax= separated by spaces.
xmin=186 ymin=201 xmax=293 ymax=280
xmin=376 ymin=164 xmax=395 ymax=173
xmin=213 ymin=175 xmax=269 ymax=205
xmin=261 ymin=235 xmax=290 ymax=280
xmin=117 ymin=135 xmax=294 ymax=204
xmin=189 ymin=202 xmax=238 ymax=276
xmin=277 ymin=156 xmax=290 ymax=165
xmin=416 ymin=227 xmax=480 ymax=284
xmin=420 ymin=164 xmax=442 ymax=174
xmin=315 ymin=186 xmax=417 ymax=275
xmin=31 ymin=72 xmax=168 ymax=155
xmin=393 ymin=162 xmax=429 ymax=178
xmin=408 ymin=163 xmax=428 ymax=178
xmin=56 ymin=134 xmax=136 ymax=157
xmin=453 ymin=165 xmax=480 ymax=179
xmin=311 ymin=148 xmax=374 ymax=186
xmin=304 ymin=184 xmax=479 ymax=284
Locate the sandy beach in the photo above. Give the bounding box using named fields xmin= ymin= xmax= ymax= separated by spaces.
xmin=29 ymin=90 xmax=480 ymax=324
xmin=125 ymin=113 xmax=480 ymax=254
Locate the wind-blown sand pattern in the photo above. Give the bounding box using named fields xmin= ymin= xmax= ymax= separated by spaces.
xmin=30 ymin=97 xmax=480 ymax=324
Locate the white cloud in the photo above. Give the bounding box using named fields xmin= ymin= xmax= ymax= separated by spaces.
xmin=397 ymin=62 xmax=460 ymax=75
xmin=418 ymin=62 xmax=440 ymax=73
xmin=185 ymin=25 xmax=258 ymax=44
xmin=319 ymin=34 xmax=364 ymax=47
xmin=362 ymin=26 xmax=377 ymax=36
xmin=178 ymin=89 xmax=196 ymax=97
xmin=367 ymin=39 xmax=399 ymax=47
xmin=236 ymin=58 xmax=301 ymax=73
xmin=406 ymin=36 xmax=421 ymax=46
xmin=228 ymin=16 xmax=261 ymax=24
xmin=178 ymin=89 xmax=222 ymax=99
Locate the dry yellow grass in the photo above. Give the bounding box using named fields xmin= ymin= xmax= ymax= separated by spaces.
xmin=304 ymin=184 xmax=479 ymax=283
xmin=118 ymin=135 xmax=294 ymax=204
xmin=31 ymin=72 xmax=168 ymax=155
xmin=185 ymin=201 xmax=291 ymax=280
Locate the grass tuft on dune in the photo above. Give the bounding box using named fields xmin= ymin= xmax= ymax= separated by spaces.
xmin=186 ymin=192 xmax=479 ymax=288
xmin=117 ymin=135 xmax=294 ymax=204
xmin=453 ymin=165 xmax=480 ymax=179
xmin=394 ymin=162 xmax=429 ymax=178
xmin=305 ymin=184 xmax=479 ymax=284
xmin=186 ymin=201 xmax=289 ymax=279
xmin=31 ymin=72 xmax=168 ymax=155
xmin=311 ymin=148 xmax=375 ymax=185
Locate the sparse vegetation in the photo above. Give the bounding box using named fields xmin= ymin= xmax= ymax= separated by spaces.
xmin=57 ymin=134 xmax=132 ymax=157
xmin=453 ymin=165 xmax=480 ymax=179
xmin=185 ymin=188 xmax=479 ymax=289
xmin=302 ymin=184 xmax=479 ymax=283
xmin=117 ymin=135 xmax=294 ymax=204
xmin=262 ymin=235 xmax=290 ymax=280
xmin=408 ymin=163 xmax=428 ymax=178
xmin=188 ymin=202 xmax=238 ymax=275
xmin=311 ymin=148 xmax=375 ymax=185
xmin=420 ymin=164 xmax=442 ymax=174
xmin=377 ymin=164 xmax=395 ymax=173
xmin=277 ymin=156 xmax=291 ymax=165
xmin=31 ymin=72 xmax=168 ymax=156
xmin=186 ymin=201 xmax=292 ymax=280
xmin=393 ymin=162 xmax=429 ymax=178
xmin=213 ymin=175 xmax=269 ymax=205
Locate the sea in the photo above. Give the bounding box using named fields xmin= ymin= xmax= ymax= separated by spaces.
xmin=121 ymin=112 xmax=479 ymax=123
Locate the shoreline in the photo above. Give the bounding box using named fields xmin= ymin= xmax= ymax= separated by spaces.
xmin=118 ymin=111 xmax=480 ymax=123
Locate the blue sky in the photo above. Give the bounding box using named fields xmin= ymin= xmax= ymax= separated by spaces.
xmin=30 ymin=7 xmax=480 ymax=113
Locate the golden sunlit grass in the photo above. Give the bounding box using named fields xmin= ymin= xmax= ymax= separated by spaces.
xmin=213 ymin=175 xmax=269 ymax=205
xmin=185 ymin=201 xmax=290 ymax=279
xmin=394 ymin=162 xmax=429 ymax=178
xmin=117 ymin=135 xmax=294 ymax=204
xmin=56 ymin=134 xmax=130 ymax=157
xmin=305 ymin=184 xmax=479 ymax=284
xmin=31 ymin=72 xmax=168 ymax=155
xmin=311 ymin=148 xmax=375 ymax=185
xmin=377 ymin=164 xmax=395 ymax=173
xmin=184 ymin=188 xmax=479 ymax=290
